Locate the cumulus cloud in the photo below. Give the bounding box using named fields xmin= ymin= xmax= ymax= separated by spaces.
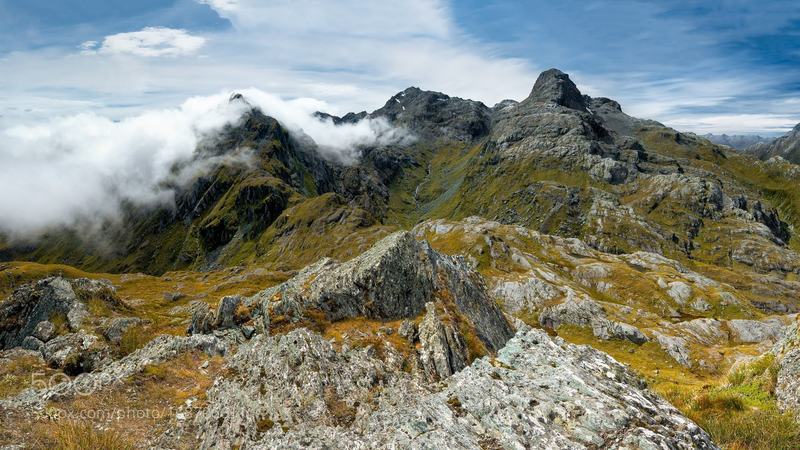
xmin=0 ymin=90 xmax=409 ymax=238
xmin=81 ymin=27 xmax=206 ymax=57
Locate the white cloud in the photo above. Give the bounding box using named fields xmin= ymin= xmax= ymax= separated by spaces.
xmin=198 ymin=0 xmax=239 ymax=14
xmin=81 ymin=27 xmax=206 ymax=57
xmin=0 ymin=90 xmax=410 ymax=237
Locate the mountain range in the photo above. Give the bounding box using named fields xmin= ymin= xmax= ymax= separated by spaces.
xmin=703 ymin=133 xmax=773 ymax=150
xmin=1 ymin=69 xmax=800 ymax=449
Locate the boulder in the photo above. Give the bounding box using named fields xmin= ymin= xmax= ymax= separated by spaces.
xmin=213 ymin=296 xmax=243 ymax=329
xmin=103 ymin=317 xmax=146 ymax=344
xmin=492 ymin=274 xmax=559 ymax=313
xmin=398 ymin=319 xmax=417 ymax=342
xmin=32 ymin=321 xmax=55 ymax=342
xmin=539 ymin=296 xmax=603 ymax=329
xmin=2 ymin=333 xmax=226 ymax=410
xmin=21 ymin=336 xmax=44 ymax=351
xmin=666 ymin=281 xmax=692 ymax=305
xmin=771 ymin=320 xmax=800 ymax=412
xmin=592 ymin=320 xmax=648 ymax=345
xmin=540 ymin=296 xmax=648 ymax=345
xmin=653 ymin=331 xmax=692 ymax=367
xmin=40 ymin=331 xmax=107 ymax=375
xmin=188 ymin=302 xmax=215 ymax=335
xmin=0 ymin=277 xmax=90 ymax=349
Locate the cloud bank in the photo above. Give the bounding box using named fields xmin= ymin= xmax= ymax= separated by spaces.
xmin=0 ymin=90 xmax=408 ymax=238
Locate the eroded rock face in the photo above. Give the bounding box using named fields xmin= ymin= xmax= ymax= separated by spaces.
xmin=245 ymin=231 xmax=514 ymax=354
xmin=192 ymin=327 xmax=716 ymax=449
xmin=417 ymin=302 xmax=468 ymax=380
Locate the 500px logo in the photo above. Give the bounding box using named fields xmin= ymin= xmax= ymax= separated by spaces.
xmin=29 ymin=372 xmax=122 ymax=396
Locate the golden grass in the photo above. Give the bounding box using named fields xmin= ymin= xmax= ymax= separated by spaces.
xmin=49 ymin=422 xmax=135 ymax=450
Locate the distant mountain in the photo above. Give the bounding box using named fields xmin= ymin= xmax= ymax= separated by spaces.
xmin=703 ymin=133 xmax=772 ymax=150
xmin=747 ymin=123 xmax=800 ymax=163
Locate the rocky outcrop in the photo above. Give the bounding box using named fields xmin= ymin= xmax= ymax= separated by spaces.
xmin=728 ymin=318 xmax=785 ymax=344
xmin=525 ymin=68 xmax=587 ymax=112
xmin=191 ymin=326 xmax=716 ymax=449
xmin=103 ymin=317 xmax=146 ymax=344
xmin=188 ymin=296 xmax=246 ymax=336
xmin=491 ymin=273 xmax=560 ymax=313
xmin=539 ymin=296 xmax=648 ymax=344
xmin=417 ymin=303 xmax=468 ymax=380
xmin=0 ymin=277 xmax=90 ymax=349
xmin=245 ymin=231 xmax=514 ymax=354
xmin=39 ymin=331 xmax=108 ymax=375
xmin=2 ymin=333 xmax=226 ymax=410
xmin=653 ymin=331 xmax=692 ymax=367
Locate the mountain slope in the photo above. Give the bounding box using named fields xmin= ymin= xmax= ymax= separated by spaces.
xmin=747 ymin=123 xmax=800 ymax=163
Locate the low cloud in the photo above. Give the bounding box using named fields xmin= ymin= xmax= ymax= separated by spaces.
xmin=237 ymin=89 xmax=414 ymax=162
xmin=81 ymin=27 xmax=206 ymax=57
xmin=0 ymin=90 xmax=410 ymax=238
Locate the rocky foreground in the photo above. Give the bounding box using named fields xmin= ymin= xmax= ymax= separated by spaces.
xmin=0 ymin=232 xmax=720 ymax=449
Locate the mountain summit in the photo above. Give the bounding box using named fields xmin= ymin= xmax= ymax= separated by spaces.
xmin=523 ymin=68 xmax=587 ymax=111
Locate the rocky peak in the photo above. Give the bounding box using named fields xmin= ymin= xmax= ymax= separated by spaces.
xmin=523 ymin=68 xmax=587 ymax=112
xmin=371 ymin=87 xmax=491 ymax=141
xmin=313 ymin=110 xmax=368 ymax=125
xmin=228 ymin=92 xmax=248 ymax=105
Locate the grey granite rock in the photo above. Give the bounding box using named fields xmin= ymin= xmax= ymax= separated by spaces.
xmin=103 ymin=317 xmax=146 ymax=344
xmin=31 ymin=321 xmax=55 ymax=342
xmin=728 ymin=318 xmax=785 ymax=344
xmin=417 ymin=302 xmax=468 ymax=380
xmin=213 ymin=295 xmax=243 ymax=329
xmin=0 ymin=277 xmax=87 ymax=349
xmin=539 ymin=296 xmax=648 ymax=345
xmin=192 ymin=327 xmax=716 ymax=449
xmin=2 ymin=333 xmax=226 ymax=410
xmin=247 ymin=231 xmax=514 ymax=353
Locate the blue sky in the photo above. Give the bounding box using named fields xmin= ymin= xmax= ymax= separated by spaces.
xmin=1 ymin=0 xmax=799 ymax=134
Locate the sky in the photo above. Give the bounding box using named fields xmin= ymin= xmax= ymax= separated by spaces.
xmin=0 ymin=0 xmax=799 ymax=135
